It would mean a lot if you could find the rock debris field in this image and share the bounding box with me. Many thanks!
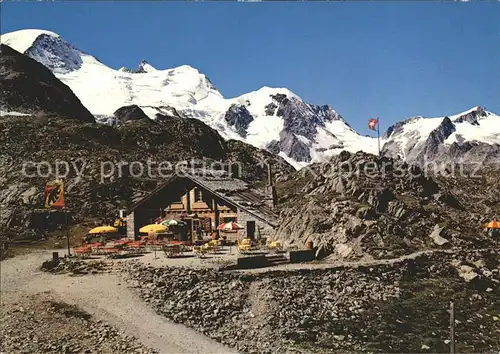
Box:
[120,248,500,353]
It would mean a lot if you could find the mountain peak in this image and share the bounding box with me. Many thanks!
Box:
[2,29,60,54]
[452,105,485,118]
[169,64,201,74]
[137,59,156,73]
[2,29,83,74]
[451,105,489,126]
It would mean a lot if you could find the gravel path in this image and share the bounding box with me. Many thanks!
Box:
[1,250,236,354]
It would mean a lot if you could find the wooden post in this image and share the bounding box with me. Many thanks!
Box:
[213,198,220,239]
[450,301,455,354]
[52,251,59,263]
[64,208,71,257]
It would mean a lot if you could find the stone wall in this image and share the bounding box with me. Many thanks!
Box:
[237,209,275,239]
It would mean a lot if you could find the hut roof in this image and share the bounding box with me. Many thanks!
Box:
[127,170,278,226]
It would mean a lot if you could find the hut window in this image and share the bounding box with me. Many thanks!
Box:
[194,188,203,202]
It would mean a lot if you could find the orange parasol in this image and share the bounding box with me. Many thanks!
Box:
[485,221,500,229]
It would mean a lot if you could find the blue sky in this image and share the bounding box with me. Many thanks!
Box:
[2,2,499,134]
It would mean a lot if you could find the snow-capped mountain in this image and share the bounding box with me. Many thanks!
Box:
[2,29,499,169]
[382,106,500,167]
[2,29,378,169]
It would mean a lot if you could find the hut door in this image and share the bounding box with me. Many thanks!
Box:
[247,221,256,240]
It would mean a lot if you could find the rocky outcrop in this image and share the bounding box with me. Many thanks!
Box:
[267,133,312,163]
[385,117,458,165]
[383,119,409,140]
[262,94,349,163]
[310,104,348,126]
[419,117,456,160]
[269,94,344,140]
[0,44,94,122]
[452,106,487,125]
[274,151,497,260]
[223,104,254,138]
[113,105,150,123]
[226,140,295,183]
[382,107,500,168]
[447,142,500,165]
[154,105,184,119]
[24,33,83,74]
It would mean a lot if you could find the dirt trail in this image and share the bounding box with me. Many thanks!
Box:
[1,250,236,354]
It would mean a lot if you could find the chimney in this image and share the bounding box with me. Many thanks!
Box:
[267,163,272,187]
[270,185,277,209]
[266,163,278,209]
[229,163,241,179]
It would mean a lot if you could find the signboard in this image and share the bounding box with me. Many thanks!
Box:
[44,180,65,208]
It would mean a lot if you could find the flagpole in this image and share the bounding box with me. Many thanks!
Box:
[62,179,70,257]
[377,117,381,157]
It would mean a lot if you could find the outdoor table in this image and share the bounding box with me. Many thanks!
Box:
[126,241,145,254]
[74,246,91,258]
[114,239,130,245]
[162,244,184,257]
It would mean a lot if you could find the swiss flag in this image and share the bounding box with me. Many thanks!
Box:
[368,118,379,131]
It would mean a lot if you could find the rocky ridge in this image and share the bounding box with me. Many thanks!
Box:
[223,104,254,138]
[274,151,499,259]
[0,44,94,122]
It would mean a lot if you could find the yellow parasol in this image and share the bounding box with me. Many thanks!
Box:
[485,221,500,229]
[139,223,167,233]
[88,226,118,234]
